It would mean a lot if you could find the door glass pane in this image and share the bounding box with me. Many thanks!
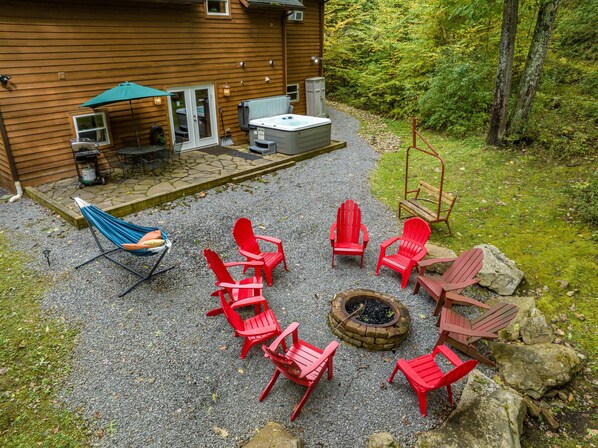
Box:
[170,91,189,144]
[194,89,212,139]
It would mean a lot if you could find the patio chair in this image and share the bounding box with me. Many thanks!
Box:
[74,197,175,297]
[171,140,183,162]
[203,248,265,316]
[375,217,431,288]
[217,289,282,359]
[413,247,484,316]
[436,295,519,366]
[330,199,369,268]
[260,322,340,421]
[161,141,184,172]
[232,217,288,286]
[387,344,477,416]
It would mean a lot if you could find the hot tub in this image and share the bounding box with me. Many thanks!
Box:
[248,114,331,155]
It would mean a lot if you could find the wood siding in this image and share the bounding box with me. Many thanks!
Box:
[286,0,323,115]
[0,0,323,187]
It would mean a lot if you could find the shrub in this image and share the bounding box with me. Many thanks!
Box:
[523,89,598,162]
[567,174,598,228]
[417,57,493,135]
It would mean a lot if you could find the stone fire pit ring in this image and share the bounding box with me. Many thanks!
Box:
[328,289,411,350]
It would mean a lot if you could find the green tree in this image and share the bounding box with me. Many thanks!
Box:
[486,0,518,146]
[507,0,561,138]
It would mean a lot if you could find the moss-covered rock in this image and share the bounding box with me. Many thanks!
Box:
[487,296,553,344]
[366,432,401,448]
[244,422,303,448]
[415,369,526,448]
[490,342,582,399]
[476,244,524,296]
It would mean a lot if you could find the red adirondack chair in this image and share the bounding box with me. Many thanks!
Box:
[413,247,484,316]
[260,322,340,421]
[203,248,265,317]
[375,217,431,288]
[232,217,288,286]
[217,290,282,359]
[330,199,369,268]
[387,344,478,416]
[436,293,519,366]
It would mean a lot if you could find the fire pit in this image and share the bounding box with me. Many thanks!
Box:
[328,289,411,350]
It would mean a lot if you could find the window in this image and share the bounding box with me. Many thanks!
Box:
[287,84,299,102]
[206,0,229,16]
[73,112,110,146]
[288,10,303,22]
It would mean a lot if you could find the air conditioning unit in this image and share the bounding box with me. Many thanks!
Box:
[288,10,303,22]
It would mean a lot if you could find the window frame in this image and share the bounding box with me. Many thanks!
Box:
[71,111,111,147]
[286,83,299,103]
[205,0,230,17]
[287,10,304,22]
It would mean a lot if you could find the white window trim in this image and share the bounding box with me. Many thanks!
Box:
[206,0,229,16]
[72,112,111,146]
[287,83,299,102]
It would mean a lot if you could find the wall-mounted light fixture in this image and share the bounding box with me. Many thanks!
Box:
[153,97,163,106]
[239,61,246,68]
[268,59,275,66]
[265,77,270,83]
[311,56,321,64]
[0,74,11,86]
[223,83,231,97]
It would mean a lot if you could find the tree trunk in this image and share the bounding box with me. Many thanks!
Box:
[507,0,560,138]
[486,0,519,146]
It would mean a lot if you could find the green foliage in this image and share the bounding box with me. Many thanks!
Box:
[567,174,598,228]
[325,0,597,160]
[0,233,89,447]
[511,47,598,161]
[555,0,598,61]
[418,57,494,135]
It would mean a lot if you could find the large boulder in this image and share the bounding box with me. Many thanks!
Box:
[244,422,303,448]
[423,243,457,274]
[476,244,524,295]
[366,432,401,448]
[414,370,526,448]
[490,342,582,399]
[487,296,553,344]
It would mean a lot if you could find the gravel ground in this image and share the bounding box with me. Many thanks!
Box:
[1,108,475,447]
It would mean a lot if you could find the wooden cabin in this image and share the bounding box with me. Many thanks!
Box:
[0,0,325,192]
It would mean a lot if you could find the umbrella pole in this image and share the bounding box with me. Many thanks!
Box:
[129,100,141,148]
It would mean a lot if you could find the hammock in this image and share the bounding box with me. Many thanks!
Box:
[74,197,175,297]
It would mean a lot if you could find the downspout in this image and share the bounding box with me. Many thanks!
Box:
[0,105,22,202]
[282,11,287,91]
[319,0,324,77]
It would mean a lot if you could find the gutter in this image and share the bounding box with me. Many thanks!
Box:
[0,104,22,202]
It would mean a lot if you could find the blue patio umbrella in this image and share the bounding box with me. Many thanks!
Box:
[81,81,173,147]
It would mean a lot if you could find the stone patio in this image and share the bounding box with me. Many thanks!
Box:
[25,142,345,228]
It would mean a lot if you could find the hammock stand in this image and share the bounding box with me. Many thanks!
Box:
[74,197,175,297]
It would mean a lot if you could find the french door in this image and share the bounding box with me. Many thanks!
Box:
[167,84,218,151]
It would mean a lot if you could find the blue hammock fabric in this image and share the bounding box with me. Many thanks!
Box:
[75,198,171,256]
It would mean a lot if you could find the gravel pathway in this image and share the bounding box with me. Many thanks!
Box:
[1,108,470,447]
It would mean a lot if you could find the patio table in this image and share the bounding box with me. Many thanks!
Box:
[117,144,167,173]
